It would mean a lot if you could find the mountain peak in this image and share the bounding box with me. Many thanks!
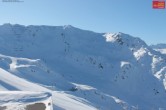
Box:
[63,25,74,29]
[1,23,12,27]
[104,32,147,49]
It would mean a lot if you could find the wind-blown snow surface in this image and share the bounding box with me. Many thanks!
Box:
[0,23,166,110]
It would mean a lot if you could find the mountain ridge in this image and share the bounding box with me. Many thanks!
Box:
[0,24,166,110]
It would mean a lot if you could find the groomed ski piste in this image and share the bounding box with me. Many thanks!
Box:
[0,24,166,110]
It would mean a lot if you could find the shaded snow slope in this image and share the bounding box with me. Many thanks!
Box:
[0,24,166,110]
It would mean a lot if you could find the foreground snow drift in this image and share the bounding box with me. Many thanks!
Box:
[0,91,52,110]
[0,67,98,110]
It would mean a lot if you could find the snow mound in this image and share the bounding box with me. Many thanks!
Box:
[0,91,52,110]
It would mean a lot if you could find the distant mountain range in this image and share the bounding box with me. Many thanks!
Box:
[0,23,166,110]
[151,43,166,49]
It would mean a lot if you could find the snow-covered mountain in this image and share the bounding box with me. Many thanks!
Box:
[151,43,166,49]
[150,44,166,55]
[0,23,166,110]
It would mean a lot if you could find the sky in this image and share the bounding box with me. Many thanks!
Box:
[0,0,165,45]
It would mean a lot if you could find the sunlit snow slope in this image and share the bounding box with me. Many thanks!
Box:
[0,23,166,110]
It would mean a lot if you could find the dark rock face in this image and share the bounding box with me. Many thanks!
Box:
[26,103,46,110]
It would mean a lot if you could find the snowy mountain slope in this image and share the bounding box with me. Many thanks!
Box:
[149,44,166,89]
[0,55,130,110]
[0,54,125,110]
[0,23,166,109]
[0,66,98,110]
[156,49,166,54]
[151,43,166,49]
[150,44,166,55]
[0,54,74,90]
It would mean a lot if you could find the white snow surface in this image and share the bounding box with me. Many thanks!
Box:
[0,91,52,110]
[0,24,166,110]
[155,49,166,54]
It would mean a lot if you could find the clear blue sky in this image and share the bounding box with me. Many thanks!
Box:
[0,0,165,44]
